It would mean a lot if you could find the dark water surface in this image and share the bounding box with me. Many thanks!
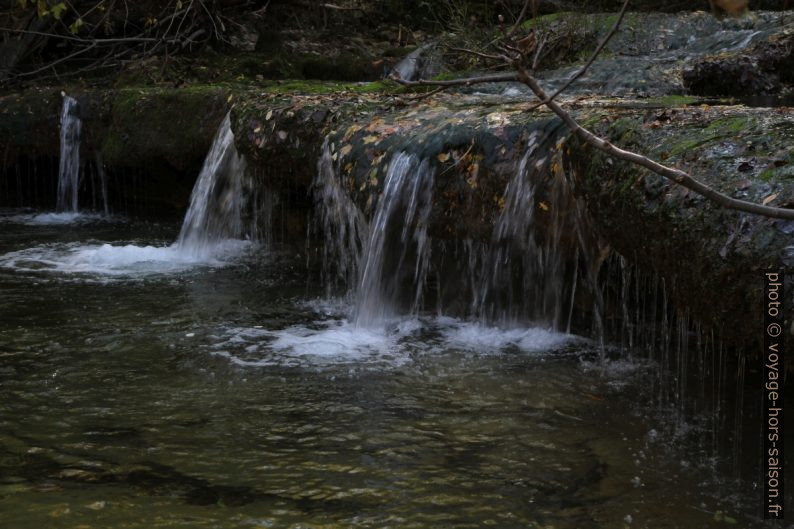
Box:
[0,211,762,528]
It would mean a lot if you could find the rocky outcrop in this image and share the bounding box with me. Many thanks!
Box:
[684,32,794,97]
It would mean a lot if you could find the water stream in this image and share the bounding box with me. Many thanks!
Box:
[56,96,81,215]
[0,113,256,278]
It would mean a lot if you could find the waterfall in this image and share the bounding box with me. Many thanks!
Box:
[313,139,366,296]
[473,122,585,329]
[312,121,601,331]
[354,152,434,327]
[176,113,249,258]
[56,96,81,213]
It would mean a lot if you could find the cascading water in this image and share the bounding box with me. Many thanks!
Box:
[56,95,81,213]
[0,111,261,277]
[313,139,366,296]
[314,125,597,332]
[176,113,249,258]
[354,152,434,327]
[471,123,587,329]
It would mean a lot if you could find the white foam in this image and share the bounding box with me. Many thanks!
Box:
[439,319,576,353]
[0,239,252,278]
[0,212,109,225]
[209,311,577,368]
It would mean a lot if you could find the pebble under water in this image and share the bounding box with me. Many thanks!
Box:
[0,212,767,528]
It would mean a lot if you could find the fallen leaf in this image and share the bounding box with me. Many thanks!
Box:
[227,94,233,103]
[277,130,288,141]
[763,193,779,205]
[363,135,379,145]
[437,152,450,163]
[340,145,352,156]
[538,201,549,211]
[266,110,273,120]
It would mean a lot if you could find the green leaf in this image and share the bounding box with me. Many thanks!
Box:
[69,17,84,34]
[50,2,67,20]
[36,0,47,17]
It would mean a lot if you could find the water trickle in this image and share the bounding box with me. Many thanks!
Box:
[0,112,263,278]
[354,152,434,327]
[176,113,249,258]
[313,139,366,296]
[56,95,81,213]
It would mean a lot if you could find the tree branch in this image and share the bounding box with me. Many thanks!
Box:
[508,0,531,37]
[514,64,794,220]
[391,72,519,87]
[526,0,630,111]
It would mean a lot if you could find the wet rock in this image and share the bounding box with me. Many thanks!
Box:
[684,33,794,97]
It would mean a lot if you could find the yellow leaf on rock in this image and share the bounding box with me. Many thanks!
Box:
[340,145,352,156]
[437,152,450,163]
[763,193,779,205]
[538,201,550,211]
[363,136,379,145]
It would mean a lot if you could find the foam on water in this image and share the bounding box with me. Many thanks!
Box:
[1,212,110,225]
[439,319,578,353]
[0,239,252,278]
[209,309,577,368]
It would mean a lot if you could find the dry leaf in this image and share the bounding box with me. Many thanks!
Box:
[363,135,379,145]
[763,193,779,205]
[265,110,273,120]
[538,201,550,211]
[340,145,352,156]
[437,152,450,163]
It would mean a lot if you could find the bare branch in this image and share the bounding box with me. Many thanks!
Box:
[400,86,448,102]
[449,47,506,62]
[526,0,630,111]
[14,41,97,78]
[514,64,794,220]
[508,0,531,37]
[391,72,519,87]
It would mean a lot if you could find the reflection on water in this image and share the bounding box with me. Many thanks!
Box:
[0,211,766,528]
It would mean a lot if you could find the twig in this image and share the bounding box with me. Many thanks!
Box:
[400,86,447,102]
[14,41,97,78]
[321,3,364,11]
[514,64,794,220]
[391,72,519,87]
[508,0,531,37]
[525,0,630,111]
[450,47,505,62]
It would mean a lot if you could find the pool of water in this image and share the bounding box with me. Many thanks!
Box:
[0,211,763,528]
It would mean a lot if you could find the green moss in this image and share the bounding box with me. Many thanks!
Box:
[609,116,642,145]
[520,12,566,29]
[650,95,700,107]
[704,116,752,134]
[102,86,229,170]
[260,79,398,95]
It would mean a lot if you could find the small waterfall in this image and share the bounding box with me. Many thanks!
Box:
[56,96,81,213]
[94,151,110,216]
[313,125,597,330]
[354,152,434,327]
[313,139,366,296]
[176,113,249,257]
[471,122,592,330]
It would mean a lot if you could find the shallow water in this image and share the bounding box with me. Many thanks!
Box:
[0,211,764,528]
